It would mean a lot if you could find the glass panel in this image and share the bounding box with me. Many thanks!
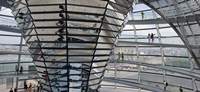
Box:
[165,57,190,68]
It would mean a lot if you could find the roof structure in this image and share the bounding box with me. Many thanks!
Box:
[0,0,200,92]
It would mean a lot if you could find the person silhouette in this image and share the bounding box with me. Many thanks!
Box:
[147,33,150,42]
[179,86,183,92]
[20,66,23,75]
[150,33,155,43]
[9,88,13,92]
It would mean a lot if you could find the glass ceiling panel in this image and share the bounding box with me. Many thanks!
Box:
[133,4,150,12]
[159,28,178,36]
[135,24,156,29]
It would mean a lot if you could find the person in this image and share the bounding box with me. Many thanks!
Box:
[14,88,17,92]
[179,86,183,92]
[118,52,121,60]
[122,52,124,61]
[37,85,39,92]
[24,80,27,91]
[40,83,43,92]
[15,65,18,74]
[29,83,32,92]
[141,11,144,20]
[147,33,150,43]
[164,80,168,90]
[34,85,36,92]
[164,80,166,90]
[150,33,155,43]
[9,88,13,92]
[20,66,23,75]
[37,81,41,92]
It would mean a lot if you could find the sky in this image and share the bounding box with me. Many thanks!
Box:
[0,7,21,44]
[122,4,178,37]
[0,7,16,26]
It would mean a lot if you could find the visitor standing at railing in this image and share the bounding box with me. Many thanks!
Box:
[20,66,23,75]
[151,33,155,43]
[122,52,124,61]
[179,86,183,92]
[118,52,120,60]
[24,80,28,92]
[147,33,151,43]
[29,83,32,92]
[37,80,42,92]
[141,11,144,20]
[14,88,17,92]
[34,84,36,92]
[164,80,168,90]
[15,65,18,75]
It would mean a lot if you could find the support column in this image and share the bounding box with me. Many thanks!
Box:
[114,51,117,89]
[15,35,23,89]
[152,9,166,81]
[192,78,196,92]
[129,6,140,92]
[110,50,117,89]
[189,51,196,92]
[138,64,141,92]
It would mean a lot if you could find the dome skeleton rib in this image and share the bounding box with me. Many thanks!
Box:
[141,0,200,68]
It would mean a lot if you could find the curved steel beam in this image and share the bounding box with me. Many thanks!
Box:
[0,14,14,18]
[103,77,170,92]
[127,13,200,25]
[109,59,200,80]
[0,25,20,33]
[117,40,186,48]
[140,0,200,68]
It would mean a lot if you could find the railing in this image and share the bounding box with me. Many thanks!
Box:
[0,70,38,75]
